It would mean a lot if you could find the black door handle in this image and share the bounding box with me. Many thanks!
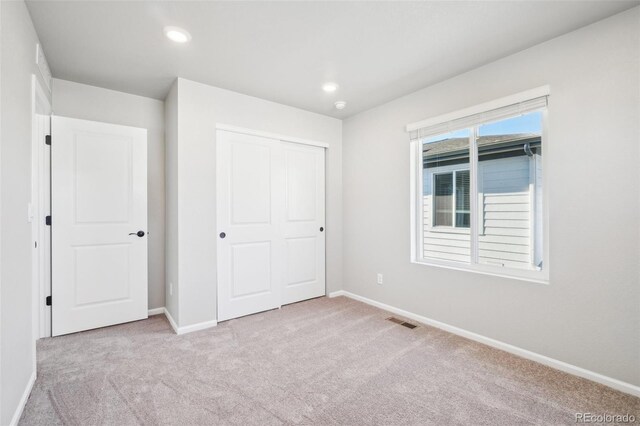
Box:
[129,231,145,237]
[220,232,226,239]
[320,227,324,232]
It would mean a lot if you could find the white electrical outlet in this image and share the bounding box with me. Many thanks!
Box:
[169,282,173,296]
[377,273,383,285]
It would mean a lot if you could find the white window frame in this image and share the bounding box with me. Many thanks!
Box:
[409,87,550,284]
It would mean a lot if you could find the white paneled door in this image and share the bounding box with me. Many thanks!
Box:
[281,143,325,305]
[52,116,148,336]
[217,130,325,321]
[216,131,284,322]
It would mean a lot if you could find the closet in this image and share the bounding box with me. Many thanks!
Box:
[216,129,326,321]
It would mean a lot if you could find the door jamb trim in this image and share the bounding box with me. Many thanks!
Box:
[32,75,52,341]
[216,123,329,148]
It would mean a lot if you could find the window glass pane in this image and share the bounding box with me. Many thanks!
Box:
[476,111,543,271]
[422,128,470,263]
[455,170,470,228]
[434,174,453,226]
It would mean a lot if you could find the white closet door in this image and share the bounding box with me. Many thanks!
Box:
[52,116,148,336]
[216,131,284,322]
[281,143,325,305]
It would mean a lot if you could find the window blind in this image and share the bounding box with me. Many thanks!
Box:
[434,173,453,227]
[408,93,548,141]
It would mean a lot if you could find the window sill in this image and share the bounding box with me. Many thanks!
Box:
[411,258,549,285]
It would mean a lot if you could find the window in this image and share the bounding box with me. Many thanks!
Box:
[409,89,548,282]
[433,173,453,226]
[433,171,469,228]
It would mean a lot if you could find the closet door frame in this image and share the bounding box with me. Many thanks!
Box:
[216,124,329,149]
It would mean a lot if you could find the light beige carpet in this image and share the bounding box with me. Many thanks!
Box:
[19,296,639,425]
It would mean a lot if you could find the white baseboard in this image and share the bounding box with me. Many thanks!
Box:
[148,307,165,316]
[329,290,640,397]
[162,308,217,335]
[163,308,180,334]
[176,319,218,335]
[10,370,36,426]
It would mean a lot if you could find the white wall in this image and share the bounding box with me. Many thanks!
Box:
[166,78,342,327]
[342,7,640,386]
[1,1,3,422]
[51,79,166,310]
[0,1,50,423]
[1,1,3,420]
[164,82,179,322]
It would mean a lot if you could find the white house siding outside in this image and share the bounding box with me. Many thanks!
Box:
[423,154,542,270]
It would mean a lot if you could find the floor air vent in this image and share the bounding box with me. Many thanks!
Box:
[386,317,418,329]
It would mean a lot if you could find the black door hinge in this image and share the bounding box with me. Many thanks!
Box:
[45,296,52,306]
[45,216,51,226]
[45,135,51,145]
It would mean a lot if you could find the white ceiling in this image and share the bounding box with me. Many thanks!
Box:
[26,1,638,118]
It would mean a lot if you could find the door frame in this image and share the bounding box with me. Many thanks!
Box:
[214,124,328,322]
[215,123,330,149]
[31,75,52,341]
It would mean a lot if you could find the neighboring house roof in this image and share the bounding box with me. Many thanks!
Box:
[423,133,541,166]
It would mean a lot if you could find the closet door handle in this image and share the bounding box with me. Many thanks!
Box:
[320,227,324,232]
[129,231,145,237]
[220,232,226,239]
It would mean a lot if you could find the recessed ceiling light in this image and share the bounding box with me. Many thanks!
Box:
[322,82,339,93]
[164,26,192,43]
[335,101,347,110]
